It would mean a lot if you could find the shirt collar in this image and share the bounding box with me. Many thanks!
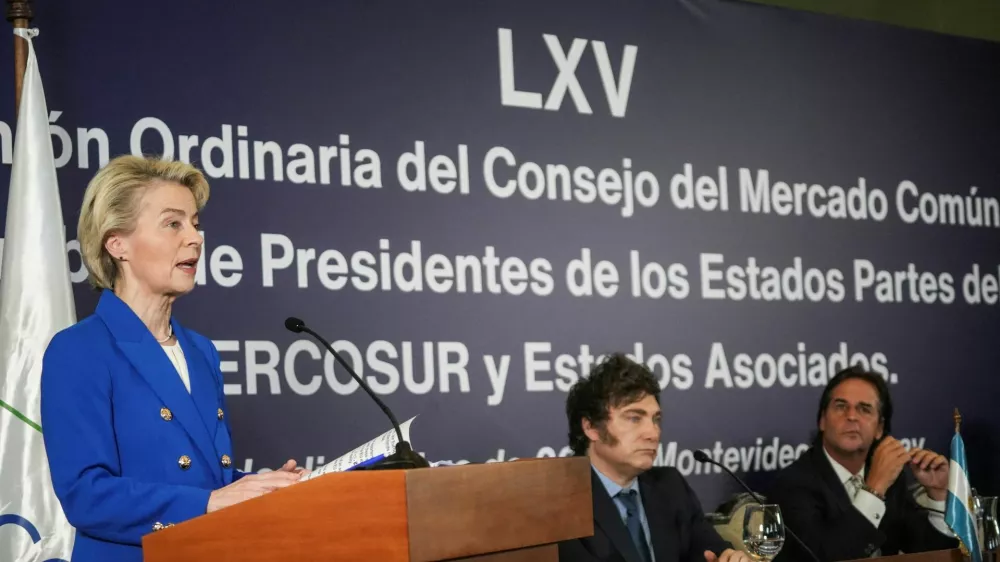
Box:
[823,445,865,484]
[592,463,640,498]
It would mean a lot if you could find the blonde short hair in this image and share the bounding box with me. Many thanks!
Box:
[78,155,210,289]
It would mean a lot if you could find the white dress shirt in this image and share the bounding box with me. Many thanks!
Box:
[823,447,953,538]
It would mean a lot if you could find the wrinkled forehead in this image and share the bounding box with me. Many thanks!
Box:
[829,378,880,407]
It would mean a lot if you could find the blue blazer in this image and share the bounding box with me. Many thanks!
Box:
[41,290,244,562]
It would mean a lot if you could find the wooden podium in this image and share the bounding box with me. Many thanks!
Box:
[142,456,594,562]
[847,549,998,562]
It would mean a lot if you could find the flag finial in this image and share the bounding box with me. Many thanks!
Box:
[954,408,962,433]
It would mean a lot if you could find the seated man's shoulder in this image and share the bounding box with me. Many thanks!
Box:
[773,447,819,480]
[640,466,694,492]
[767,447,825,500]
[642,465,682,480]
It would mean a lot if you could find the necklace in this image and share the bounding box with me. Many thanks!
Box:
[156,324,173,344]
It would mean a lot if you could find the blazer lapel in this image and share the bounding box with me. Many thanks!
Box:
[640,474,678,562]
[174,321,224,479]
[591,470,644,562]
[810,445,854,514]
[96,291,221,481]
[174,323,219,432]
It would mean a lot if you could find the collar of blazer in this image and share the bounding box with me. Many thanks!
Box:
[809,445,864,516]
[96,289,224,484]
[590,467,680,562]
[639,472,680,562]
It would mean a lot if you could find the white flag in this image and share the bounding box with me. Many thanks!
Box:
[0,28,77,562]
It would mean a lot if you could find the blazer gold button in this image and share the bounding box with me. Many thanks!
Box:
[217,408,224,420]
[178,455,192,470]
[221,454,232,468]
[160,407,172,421]
[153,522,164,531]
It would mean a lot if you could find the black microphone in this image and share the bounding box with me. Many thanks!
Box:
[694,450,822,562]
[284,317,429,470]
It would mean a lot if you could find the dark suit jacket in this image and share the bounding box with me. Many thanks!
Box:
[768,445,958,562]
[559,466,733,562]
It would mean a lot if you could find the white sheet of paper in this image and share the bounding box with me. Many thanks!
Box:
[300,416,416,480]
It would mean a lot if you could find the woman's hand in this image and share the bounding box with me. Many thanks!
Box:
[277,458,313,480]
[206,470,301,513]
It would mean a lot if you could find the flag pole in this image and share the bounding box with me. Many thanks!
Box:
[6,0,34,115]
[954,407,962,434]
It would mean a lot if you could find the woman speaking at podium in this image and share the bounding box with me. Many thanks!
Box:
[40,155,305,562]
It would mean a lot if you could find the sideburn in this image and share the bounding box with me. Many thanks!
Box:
[597,424,620,447]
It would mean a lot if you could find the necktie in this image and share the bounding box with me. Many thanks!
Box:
[617,489,652,562]
[848,475,865,499]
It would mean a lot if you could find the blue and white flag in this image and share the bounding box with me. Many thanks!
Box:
[945,430,981,562]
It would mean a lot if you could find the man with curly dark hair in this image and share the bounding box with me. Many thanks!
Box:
[558,352,748,562]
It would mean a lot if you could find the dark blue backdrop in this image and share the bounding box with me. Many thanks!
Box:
[1,0,998,509]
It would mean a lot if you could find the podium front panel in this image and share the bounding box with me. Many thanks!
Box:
[451,544,557,562]
[142,471,412,562]
[843,549,966,562]
[404,458,593,561]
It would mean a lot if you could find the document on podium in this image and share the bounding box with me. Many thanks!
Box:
[300,416,417,481]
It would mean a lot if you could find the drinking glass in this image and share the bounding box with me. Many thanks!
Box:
[743,504,785,561]
[981,496,998,553]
